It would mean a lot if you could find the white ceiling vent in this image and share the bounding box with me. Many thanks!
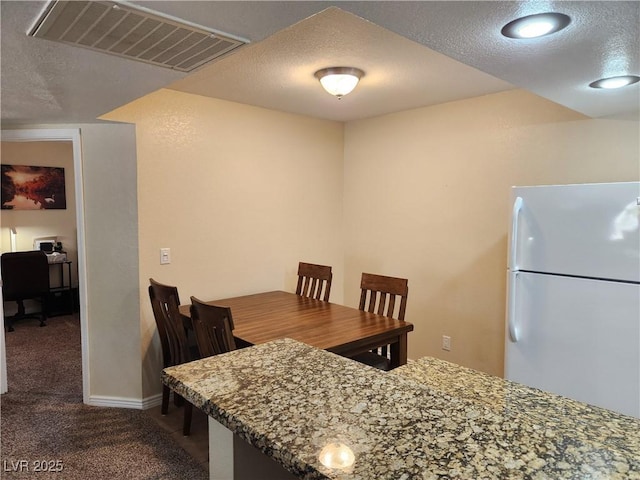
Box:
[28,1,246,72]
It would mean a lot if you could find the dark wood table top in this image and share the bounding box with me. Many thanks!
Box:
[179,290,414,358]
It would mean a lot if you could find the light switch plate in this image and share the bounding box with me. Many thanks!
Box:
[160,248,171,265]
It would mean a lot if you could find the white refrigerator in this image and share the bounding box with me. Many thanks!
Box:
[505,182,640,418]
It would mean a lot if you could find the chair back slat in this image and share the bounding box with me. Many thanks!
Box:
[310,278,319,297]
[386,294,396,318]
[380,293,391,316]
[190,296,236,358]
[296,262,333,301]
[358,288,367,311]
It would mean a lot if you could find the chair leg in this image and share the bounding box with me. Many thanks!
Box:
[161,384,170,415]
[4,317,14,332]
[39,295,47,327]
[17,300,25,317]
[183,402,193,436]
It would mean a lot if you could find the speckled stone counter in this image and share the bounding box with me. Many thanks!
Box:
[162,339,640,480]
[391,357,640,455]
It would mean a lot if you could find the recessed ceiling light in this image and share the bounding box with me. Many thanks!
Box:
[589,75,640,89]
[501,13,571,39]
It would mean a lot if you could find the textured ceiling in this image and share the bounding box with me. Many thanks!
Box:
[1,1,638,125]
[167,7,513,122]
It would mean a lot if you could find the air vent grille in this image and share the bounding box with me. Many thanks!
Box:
[29,1,245,72]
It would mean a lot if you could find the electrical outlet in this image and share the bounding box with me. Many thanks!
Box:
[442,335,451,351]
[160,248,171,265]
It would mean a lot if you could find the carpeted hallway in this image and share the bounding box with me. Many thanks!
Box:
[1,314,208,479]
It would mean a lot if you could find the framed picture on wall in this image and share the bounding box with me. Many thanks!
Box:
[1,164,67,210]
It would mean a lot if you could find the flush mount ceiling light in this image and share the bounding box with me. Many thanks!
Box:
[501,12,571,39]
[314,67,365,99]
[589,75,640,89]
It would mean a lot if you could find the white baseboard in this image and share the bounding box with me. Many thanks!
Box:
[142,392,163,410]
[87,395,144,409]
[87,393,162,410]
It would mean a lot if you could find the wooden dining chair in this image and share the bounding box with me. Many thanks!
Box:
[148,278,197,435]
[350,272,409,371]
[189,296,237,357]
[295,262,333,302]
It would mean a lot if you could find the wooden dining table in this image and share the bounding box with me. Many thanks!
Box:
[179,290,414,369]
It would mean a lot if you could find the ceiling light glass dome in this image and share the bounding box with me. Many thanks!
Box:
[314,67,365,98]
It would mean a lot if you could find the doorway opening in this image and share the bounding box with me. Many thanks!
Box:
[0,129,88,402]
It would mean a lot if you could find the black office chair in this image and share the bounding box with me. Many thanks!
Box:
[2,251,50,331]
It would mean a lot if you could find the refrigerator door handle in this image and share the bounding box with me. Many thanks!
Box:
[507,271,519,342]
[509,196,523,270]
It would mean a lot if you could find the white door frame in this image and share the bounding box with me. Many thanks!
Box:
[1,128,89,403]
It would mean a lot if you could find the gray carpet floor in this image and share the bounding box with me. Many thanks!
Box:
[1,314,207,479]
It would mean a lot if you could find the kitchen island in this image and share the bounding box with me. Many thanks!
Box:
[162,338,640,480]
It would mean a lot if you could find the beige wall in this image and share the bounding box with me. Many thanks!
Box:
[0,141,78,295]
[103,89,345,398]
[343,89,640,376]
[104,87,639,401]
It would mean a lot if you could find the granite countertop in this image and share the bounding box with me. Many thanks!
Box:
[162,338,640,480]
[391,356,640,461]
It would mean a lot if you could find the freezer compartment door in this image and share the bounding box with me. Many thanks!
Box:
[505,272,640,418]
[510,182,640,282]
